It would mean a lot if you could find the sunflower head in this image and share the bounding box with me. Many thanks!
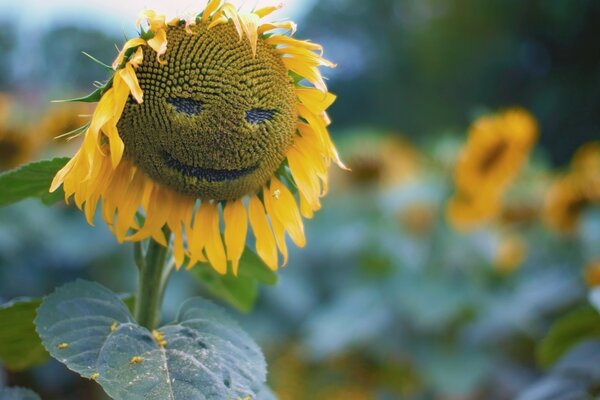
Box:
[119,22,299,200]
[50,1,345,274]
[447,108,539,231]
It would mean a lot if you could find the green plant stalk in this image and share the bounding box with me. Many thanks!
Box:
[134,233,173,330]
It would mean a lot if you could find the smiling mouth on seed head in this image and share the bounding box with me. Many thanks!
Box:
[161,150,259,182]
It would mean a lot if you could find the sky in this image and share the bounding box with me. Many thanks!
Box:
[0,0,314,34]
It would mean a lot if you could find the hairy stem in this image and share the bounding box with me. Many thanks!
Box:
[134,231,173,330]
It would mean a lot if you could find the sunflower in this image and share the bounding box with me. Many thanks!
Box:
[447,108,538,230]
[50,1,345,274]
[544,142,600,233]
[446,189,501,231]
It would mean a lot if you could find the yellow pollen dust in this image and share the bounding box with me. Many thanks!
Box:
[110,322,119,332]
[152,329,168,348]
[130,356,144,364]
[90,373,100,381]
[57,343,69,350]
[118,22,298,200]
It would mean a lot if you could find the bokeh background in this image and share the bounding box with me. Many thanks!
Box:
[1,0,600,399]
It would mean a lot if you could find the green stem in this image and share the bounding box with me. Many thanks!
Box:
[134,231,173,330]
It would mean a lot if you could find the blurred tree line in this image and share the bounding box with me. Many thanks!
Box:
[301,0,600,164]
[1,0,599,164]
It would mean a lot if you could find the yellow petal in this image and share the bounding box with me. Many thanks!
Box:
[296,88,336,114]
[112,38,146,70]
[267,178,306,247]
[238,12,260,56]
[266,35,324,55]
[129,47,145,69]
[147,29,168,64]
[281,57,327,92]
[202,0,223,23]
[119,64,143,104]
[257,21,297,35]
[254,4,282,18]
[193,202,227,274]
[220,4,244,40]
[248,195,278,270]
[224,199,248,275]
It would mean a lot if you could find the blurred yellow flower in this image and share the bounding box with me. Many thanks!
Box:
[584,260,600,287]
[49,1,344,274]
[544,141,600,233]
[0,128,35,171]
[571,141,600,201]
[544,175,588,233]
[494,233,527,274]
[446,189,501,231]
[38,103,93,144]
[448,108,539,230]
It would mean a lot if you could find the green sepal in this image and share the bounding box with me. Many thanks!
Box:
[51,85,106,104]
[81,51,112,70]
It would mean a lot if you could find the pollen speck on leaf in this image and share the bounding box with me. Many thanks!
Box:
[130,356,144,364]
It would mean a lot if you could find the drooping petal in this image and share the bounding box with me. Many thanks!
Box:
[119,64,143,104]
[202,0,223,23]
[248,195,278,270]
[112,38,146,70]
[254,4,282,18]
[267,178,305,247]
[191,201,227,274]
[224,199,248,275]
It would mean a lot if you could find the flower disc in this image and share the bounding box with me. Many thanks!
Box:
[118,23,298,200]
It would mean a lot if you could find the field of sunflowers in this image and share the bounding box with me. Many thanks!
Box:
[1,1,599,399]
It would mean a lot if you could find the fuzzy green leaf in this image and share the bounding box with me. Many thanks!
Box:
[189,265,259,313]
[237,249,278,285]
[35,280,267,400]
[537,306,600,368]
[0,298,48,371]
[0,387,42,400]
[188,247,278,312]
[0,158,69,207]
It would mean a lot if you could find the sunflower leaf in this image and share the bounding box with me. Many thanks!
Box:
[0,298,49,371]
[188,264,259,313]
[537,306,600,368]
[237,247,278,285]
[35,280,267,400]
[0,158,69,207]
[188,247,277,312]
[0,387,42,400]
